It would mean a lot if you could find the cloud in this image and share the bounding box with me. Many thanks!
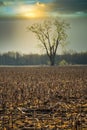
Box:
[0,0,87,18]
[0,0,36,6]
[53,0,87,14]
[0,1,5,6]
[0,0,53,18]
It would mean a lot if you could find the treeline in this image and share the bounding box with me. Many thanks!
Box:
[0,51,87,65]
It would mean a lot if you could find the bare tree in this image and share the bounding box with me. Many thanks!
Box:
[27,18,70,65]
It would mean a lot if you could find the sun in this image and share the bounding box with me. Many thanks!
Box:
[24,12,36,18]
[24,7,46,18]
[24,11,45,18]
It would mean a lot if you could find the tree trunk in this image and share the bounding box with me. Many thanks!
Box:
[49,55,55,66]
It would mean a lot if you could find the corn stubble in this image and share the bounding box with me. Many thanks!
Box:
[0,66,87,130]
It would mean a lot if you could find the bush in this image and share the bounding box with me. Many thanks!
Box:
[59,60,68,66]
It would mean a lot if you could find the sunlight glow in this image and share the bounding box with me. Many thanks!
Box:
[17,2,47,18]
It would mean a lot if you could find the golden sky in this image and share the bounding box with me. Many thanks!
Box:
[14,2,49,18]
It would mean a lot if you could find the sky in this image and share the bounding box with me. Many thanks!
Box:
[0,0,87,54]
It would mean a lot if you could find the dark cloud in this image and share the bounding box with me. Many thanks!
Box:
[0,1,5,6]
[53,0,87,13]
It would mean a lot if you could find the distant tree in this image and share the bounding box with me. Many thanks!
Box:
[27,18,70,65]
